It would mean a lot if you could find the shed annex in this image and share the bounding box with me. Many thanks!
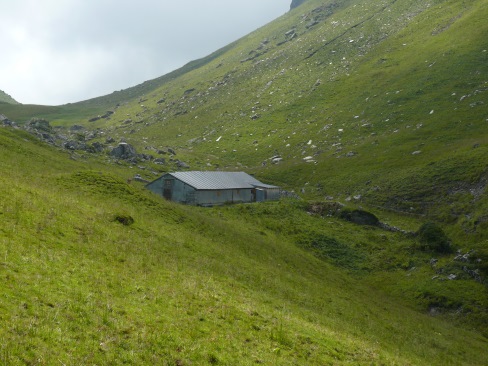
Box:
[146,171,280,206]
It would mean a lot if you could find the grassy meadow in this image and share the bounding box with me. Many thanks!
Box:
[1,127,487,365]
[1,0,487,364]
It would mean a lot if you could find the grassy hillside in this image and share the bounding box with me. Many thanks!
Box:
[26,0,483,226]
[0,43,239,125]
[1,126,487,365]
[1,0,488,362]
[0,90,18,105]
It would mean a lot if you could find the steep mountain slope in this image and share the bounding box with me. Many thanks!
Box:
[1,124,487,364]
[0,41,239,124]
[1,0,488,362]
[61,0,485,226]
[0,90,18,104]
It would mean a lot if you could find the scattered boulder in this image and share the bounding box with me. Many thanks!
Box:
[176,160,190,169]
[285,29,297,38]
[306,19,320,28]
[89,142,105,153]
[110,142,138,160]
[250,114,260,120]
[303,156,315,163]
[40,133,56,144]
[26,118,52,133]
[133,174,149,183]
[0,114,15,127]
[138,153,154,161]
[64,140,87,151]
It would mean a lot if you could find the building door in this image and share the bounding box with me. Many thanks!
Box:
[163,179,174,200]
[256,189,266,202]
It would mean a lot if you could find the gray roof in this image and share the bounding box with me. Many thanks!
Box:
[165,171,279,190]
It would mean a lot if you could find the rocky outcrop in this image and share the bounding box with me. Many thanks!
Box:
[109,142,138,160]
[64,140,87,151]
[0,114,15,127]
[290,0,307,10]
[26,118,52,133]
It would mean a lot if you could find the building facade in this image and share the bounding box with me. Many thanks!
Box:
[146,171,280,206]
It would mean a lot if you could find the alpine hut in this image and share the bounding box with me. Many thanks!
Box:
[145,171,280,206]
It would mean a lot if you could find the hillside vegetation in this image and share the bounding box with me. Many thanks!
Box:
[1,124,487,365]
[1,0,487,363]
[0,90,18,105]
[7,0,483,227]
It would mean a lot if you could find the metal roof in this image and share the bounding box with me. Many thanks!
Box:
[166,171,279,190]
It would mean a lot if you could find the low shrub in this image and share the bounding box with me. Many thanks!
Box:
[114,214,135,226]
[416,222,452,254]
[339,209,380,226]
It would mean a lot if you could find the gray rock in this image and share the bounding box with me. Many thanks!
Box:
[133,174,150,183]
[110,142,137,160]
[138,154,154,161]
[26,118,52,133]
[285,29,296,37]
[64,140,87,151]
[176,160,190,169]
[250,114,260,120]
[89,142,104,153]
[0,114,15,126]
[41,133,56,144]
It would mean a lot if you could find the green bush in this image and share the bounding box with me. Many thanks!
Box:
[114,214,135,226]
[416,222,452,254]
[339,209,380,226]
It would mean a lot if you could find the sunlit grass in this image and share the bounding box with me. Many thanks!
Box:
[1,0,488,363]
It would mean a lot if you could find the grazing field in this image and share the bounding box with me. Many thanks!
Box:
[1,0,487,363]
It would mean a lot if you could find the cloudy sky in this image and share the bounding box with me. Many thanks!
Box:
[0,0,290,105]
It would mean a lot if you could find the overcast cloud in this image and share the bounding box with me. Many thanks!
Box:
[0,0,290,105]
